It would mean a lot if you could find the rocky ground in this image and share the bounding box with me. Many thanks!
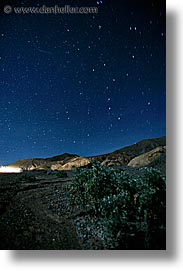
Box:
[0,171,81,249]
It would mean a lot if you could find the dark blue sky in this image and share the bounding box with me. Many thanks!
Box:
[0,0,166,165]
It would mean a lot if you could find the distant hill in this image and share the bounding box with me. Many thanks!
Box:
[92,136,166,166]
[9,136,166,171]
[113,136,166,155]
[10,153,79,171]
[45,153,79,162]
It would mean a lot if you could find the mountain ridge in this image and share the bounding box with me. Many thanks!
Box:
[6,136,166,171]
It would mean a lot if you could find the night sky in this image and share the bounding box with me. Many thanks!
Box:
[0,0,166,165]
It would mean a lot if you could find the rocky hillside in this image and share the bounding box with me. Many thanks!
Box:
[127,146,166,167]
[10,153,81,171]
[51,157,90,171]
[92,136,166,167]
[8,136,166,171]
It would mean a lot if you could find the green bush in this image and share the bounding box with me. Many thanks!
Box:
[67,162,166,249]
[56,171,67,178]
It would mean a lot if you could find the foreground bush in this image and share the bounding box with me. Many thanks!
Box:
[56,171,68,178]
[67,162,166,249]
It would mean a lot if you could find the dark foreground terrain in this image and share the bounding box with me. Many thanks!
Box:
[0,162,166,250]
[0,171,81,249]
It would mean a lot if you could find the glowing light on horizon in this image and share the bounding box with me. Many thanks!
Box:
[0,166,23,173]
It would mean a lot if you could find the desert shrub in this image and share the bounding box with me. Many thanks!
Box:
[67,162,166,249]
[67,162,122,211]
[56,171,67,178]
[135,168,166,249]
